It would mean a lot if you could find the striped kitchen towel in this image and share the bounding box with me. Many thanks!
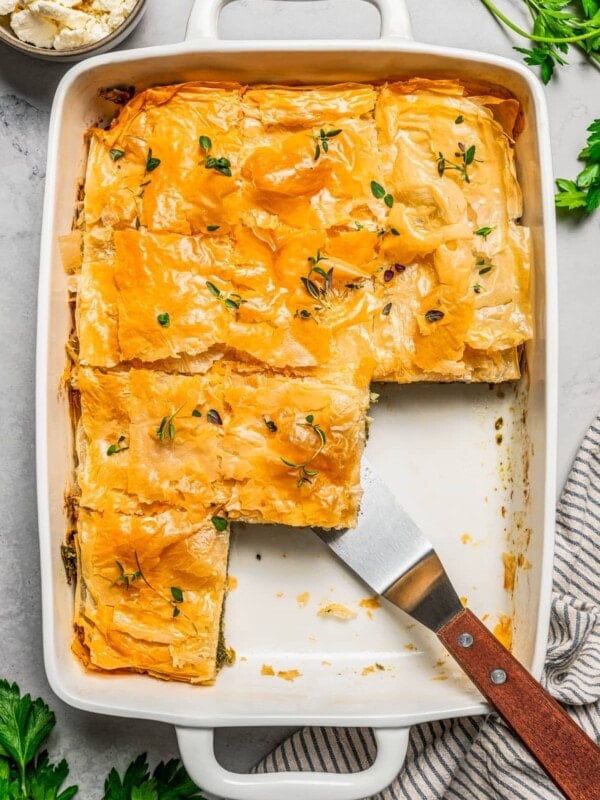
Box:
[256,415,600,798]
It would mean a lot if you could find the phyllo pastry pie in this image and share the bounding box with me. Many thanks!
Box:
[67,77,533,683]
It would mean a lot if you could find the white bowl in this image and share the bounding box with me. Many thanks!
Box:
[0,0,147,62]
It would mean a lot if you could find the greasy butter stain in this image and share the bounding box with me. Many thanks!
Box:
[461,533,472,545]
[502,552,517,591]
[404,643,417,651]
[493,615,513,651]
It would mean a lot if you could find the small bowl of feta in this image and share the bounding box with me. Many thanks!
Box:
[0,0,147,60]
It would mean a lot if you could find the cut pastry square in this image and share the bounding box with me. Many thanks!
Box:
[83,226,378,374]
[76,362,370,528]
[73,506,229,684]
[240,83,382,231]
[370,79,531,382]
[84,82,245,234]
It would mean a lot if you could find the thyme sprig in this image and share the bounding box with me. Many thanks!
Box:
[301,250,333,308]
[156,404,185,442]
[117,552,191,622]
[437,143,479,183]
[199,135,232,176]
[114,560,141,589]
[313,127,342,160]
[281,414,327,488]
[206,280,247,311]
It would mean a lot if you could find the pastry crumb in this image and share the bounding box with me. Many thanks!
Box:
[296,591,310,607]
[261,664,275,676]
[277,669,301,682]
[318,602,357,620]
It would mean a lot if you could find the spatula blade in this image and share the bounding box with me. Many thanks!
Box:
[314,460,463,632]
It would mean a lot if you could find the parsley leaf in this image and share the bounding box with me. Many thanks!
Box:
[102,754,205,800]
[555,119,600,214]
[0,680,77,799]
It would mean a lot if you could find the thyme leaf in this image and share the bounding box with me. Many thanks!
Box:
[211,516,228,531]
[425,309,445,323]
[170,586,184,603]
[107,435,129,456]
[475,226,494,238]
[109,148,125,161]
[199,135,212,151]
[207,409,223,425]
[145,148,161,173]
[370,180,386,199]
[156,312,170,327]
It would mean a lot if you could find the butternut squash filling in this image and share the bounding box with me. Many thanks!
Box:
[67,79,531,682]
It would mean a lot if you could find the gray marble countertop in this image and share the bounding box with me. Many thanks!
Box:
[0,0,599,796]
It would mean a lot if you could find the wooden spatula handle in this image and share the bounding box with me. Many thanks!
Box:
[438,608,600,800]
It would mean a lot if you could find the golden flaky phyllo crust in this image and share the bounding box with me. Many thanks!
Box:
[67,78,532,683]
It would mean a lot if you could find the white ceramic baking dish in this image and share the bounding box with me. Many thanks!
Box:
[36,1,558,798]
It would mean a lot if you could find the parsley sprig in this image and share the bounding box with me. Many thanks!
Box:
[103,753,205,800]
[0,680,205,800]
[479,0,600,83]
[0,679,77,799]
[555,119,600,214]
[281,414,327,488]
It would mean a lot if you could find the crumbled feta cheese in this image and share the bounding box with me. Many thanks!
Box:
[0,1,19,16]
[11,8,58,47]
[28,1,94,29]
[7,0,137,50]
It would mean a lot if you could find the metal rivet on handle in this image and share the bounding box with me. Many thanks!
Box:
[458,633,474,648]
[490,668,507,685]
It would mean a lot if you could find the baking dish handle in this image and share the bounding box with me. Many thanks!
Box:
[186,0,412,42]
[176,726,409,800]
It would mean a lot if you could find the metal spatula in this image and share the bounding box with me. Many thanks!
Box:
[314,461,600,800]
